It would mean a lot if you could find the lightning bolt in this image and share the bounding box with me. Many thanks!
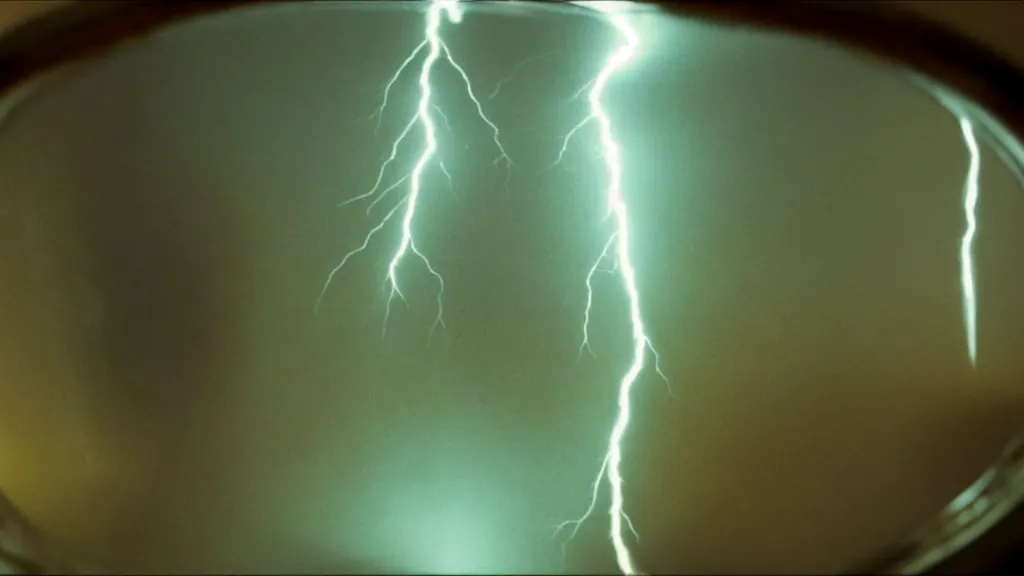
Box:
[316,0,511,335]
[318,1,660,572]
[551,4,663,574]
[958,116,981,367]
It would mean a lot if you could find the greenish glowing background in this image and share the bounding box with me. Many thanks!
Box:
[0,2,1023,573]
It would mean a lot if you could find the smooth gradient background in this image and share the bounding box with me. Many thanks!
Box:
[0,2,1023,574]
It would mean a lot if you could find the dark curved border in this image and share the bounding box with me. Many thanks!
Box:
[1,1,1023,574]
[2,1,1024,140]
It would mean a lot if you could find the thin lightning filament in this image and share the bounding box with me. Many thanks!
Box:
[552,5,657,575]
[958,116,981,367]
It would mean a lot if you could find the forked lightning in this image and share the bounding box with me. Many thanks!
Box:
[316,0,510,336]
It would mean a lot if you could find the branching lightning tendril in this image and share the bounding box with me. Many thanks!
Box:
[316,0,510,338]
[548,4,664,574]
[958,116,981,367]
[488,50,563,100]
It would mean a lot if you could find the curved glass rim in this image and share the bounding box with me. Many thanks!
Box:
[1,1,1023,574]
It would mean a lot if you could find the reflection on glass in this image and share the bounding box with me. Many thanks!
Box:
[0,1,1022,574]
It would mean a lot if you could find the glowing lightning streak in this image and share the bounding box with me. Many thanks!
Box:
[958,116,981,367]
[317,0,510,336]
[552,4,658,574]
[382,0,455,331]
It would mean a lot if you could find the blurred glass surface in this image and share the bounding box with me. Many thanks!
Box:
[0,2,1023,573]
